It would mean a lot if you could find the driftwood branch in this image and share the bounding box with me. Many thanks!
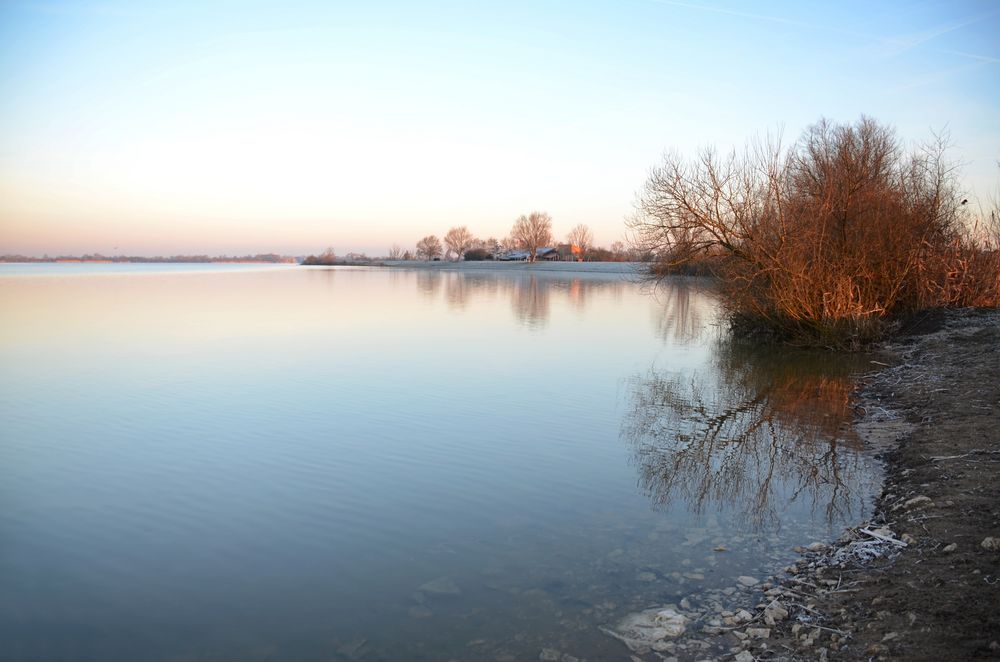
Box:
[858,528,907,547]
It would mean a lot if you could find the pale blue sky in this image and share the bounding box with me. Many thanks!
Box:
[1,0,998,256]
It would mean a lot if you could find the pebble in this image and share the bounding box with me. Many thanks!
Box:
[764,600,789,623]
[746,627,771,639]
[981,537,1000,551]
[636,572,657,582]
[538,649,561,661]
[734,652,754,662]
[942,543,958,553]
[737,576,759,587]
[901,533,917,545]
[807,542,827,552]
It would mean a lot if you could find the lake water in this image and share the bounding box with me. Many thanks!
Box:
[0,264,881,660]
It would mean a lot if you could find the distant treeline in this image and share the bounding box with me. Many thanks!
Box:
[1,253,296,263]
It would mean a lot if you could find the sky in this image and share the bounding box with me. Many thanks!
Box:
[1,0,998,257]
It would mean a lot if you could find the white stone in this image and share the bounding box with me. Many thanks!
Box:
[737,576,759,587]
[981,537,1000,551]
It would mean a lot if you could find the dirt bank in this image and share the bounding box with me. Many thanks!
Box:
[740,308,1000,661]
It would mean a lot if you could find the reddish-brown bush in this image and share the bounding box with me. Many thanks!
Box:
[629,117,999,347]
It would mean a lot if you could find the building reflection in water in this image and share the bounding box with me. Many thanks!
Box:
[622,340,878,531]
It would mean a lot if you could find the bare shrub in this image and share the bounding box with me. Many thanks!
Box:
[629,117,999,347]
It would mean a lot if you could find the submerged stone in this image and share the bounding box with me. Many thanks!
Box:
[418,577,461,596]
[601,607,689,652]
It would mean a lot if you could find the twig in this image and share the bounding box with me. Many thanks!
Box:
[787,602,823,614]
[807,624,850,636]
[930,449,1000,461]
[859,528,907,547]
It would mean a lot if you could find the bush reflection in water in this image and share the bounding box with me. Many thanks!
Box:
[623,339,878,531]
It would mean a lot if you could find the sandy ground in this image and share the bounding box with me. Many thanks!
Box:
[740,308,1000,661]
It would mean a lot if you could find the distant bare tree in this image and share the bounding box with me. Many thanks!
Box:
[484,237,502,258]
[388,244,403,260]
[610,240,627,261]
[416,235,443,261]
[443,226,475,261]
[511,211,553,262]
[566,224,593,258]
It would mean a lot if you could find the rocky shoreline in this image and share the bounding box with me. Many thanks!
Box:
[603,308,1000,661]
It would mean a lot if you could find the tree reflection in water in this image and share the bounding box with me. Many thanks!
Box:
[646,277,720,344]
[414,269,627,327]
[622,341,877,531]
[509,275,551,328]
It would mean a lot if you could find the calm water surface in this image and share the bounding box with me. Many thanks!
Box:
[0,264,881,660]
